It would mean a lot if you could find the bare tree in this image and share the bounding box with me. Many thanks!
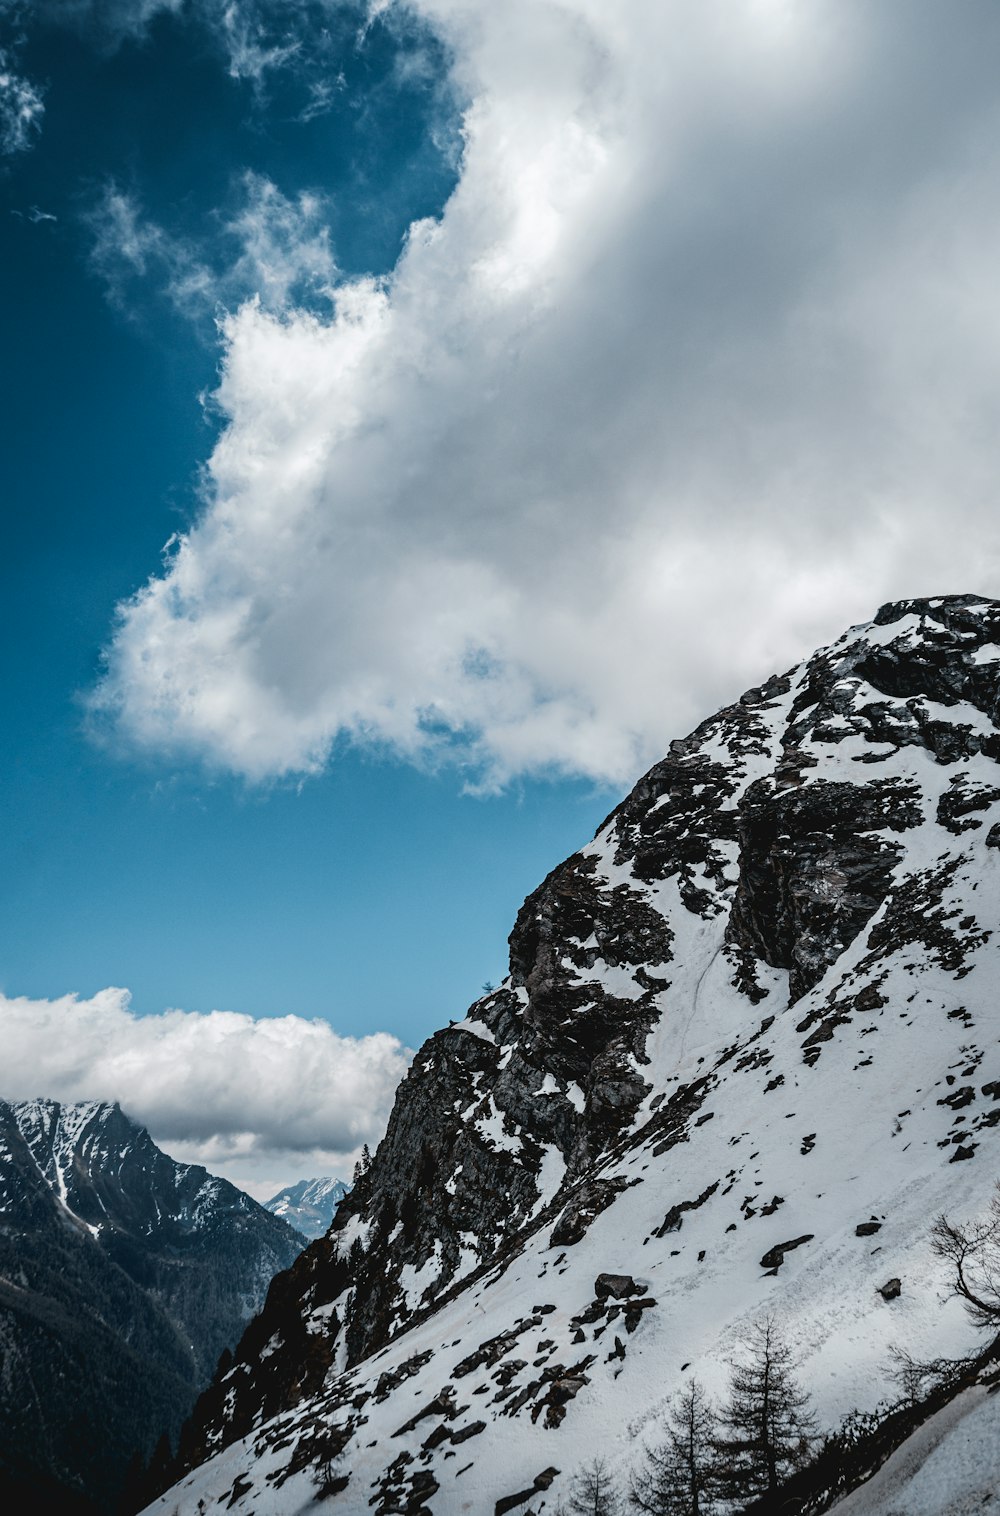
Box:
[715,1316,816,1503]
[566,1456,624,1516]
[885,1343,963,1407]
[630,1379,719,1516]
[931,1183,1000,1330]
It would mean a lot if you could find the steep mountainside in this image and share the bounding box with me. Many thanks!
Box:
[265,1178,350,1240]
[0,1099,304,1512]
[152,596,1000,1515]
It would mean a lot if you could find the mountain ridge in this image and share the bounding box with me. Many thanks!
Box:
[0,1096,305,1511]
[151,594,1000,1515]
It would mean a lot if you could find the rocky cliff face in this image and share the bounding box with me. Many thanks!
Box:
[0,1099,304,1512]
[154,595,1000,1516]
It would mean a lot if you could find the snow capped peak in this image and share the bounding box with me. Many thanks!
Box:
[0,1097,308,1510]
[264,1176,350,1240]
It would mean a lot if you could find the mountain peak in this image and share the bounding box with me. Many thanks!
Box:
[264,1176,350,1240]
[0,1094,306,1510]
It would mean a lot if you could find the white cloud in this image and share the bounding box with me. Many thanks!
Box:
[94,1,1000,790]
[0,45,43,153]
[0,987,410,1198]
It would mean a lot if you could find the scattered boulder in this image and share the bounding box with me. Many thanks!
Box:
[879,1278,902,1301]
[759,1235,814,1271]
[855,1221,882,1237]
[495,1468,560,1515]
[450,1421,486,1445]
[594,1272,642,1299]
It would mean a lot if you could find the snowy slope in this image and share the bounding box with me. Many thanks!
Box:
[265,1177,350,1240]
[149,596,1000,1515]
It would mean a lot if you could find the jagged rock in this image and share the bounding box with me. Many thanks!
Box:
[879,1278,902,1301]
[855,1221,882,1236]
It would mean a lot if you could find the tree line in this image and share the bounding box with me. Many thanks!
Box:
[553,1181,1000,1516]
[555,1314,815,1516]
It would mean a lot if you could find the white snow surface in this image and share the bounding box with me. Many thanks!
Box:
[144,603,1000,1515]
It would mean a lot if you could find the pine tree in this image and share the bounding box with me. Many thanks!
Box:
[630,1379,718,1516]
[715,1316,816,1503]
[566,1456,624,1516]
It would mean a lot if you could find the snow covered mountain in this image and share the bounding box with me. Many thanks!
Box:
[149,595,1000,1515]
[0,1098,305,1512]
[265,1177,350,1240]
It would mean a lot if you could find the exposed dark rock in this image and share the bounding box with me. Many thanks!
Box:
[655,1181,719,1237]
[551,1178,629,1247]
[728,780,917,1002]
[495,1466,560,1515]
[759,1236,815,1271]
[594,1273,641,1299]
[879,1278,902,1301]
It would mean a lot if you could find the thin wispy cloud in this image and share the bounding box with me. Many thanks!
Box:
[92,0,1000,792]
[86,173,336,321]
[0,44,43,154]
[35,0,369,85]
[0,987,410,1194]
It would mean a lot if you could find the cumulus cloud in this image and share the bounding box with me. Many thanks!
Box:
[0,987,410,1197]
[93,1,1000,791]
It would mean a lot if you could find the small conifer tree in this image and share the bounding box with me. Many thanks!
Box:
[630,1378,718,1516]
[715,1316,816,1503]
[566,1456,624,1516]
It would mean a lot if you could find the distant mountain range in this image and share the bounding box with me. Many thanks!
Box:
[264,1176,350,1239]
[0,1098,305,1513]
[150,596,1000,1515]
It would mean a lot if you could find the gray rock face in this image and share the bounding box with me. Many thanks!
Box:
[0,1099,304,1511]
[162,595,1000,1515]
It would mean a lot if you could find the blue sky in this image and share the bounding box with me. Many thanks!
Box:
[5,0,1000,1192]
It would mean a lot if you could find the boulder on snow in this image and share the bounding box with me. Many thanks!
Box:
[879,1277,902,1301]
[495,1467,560,1515]
[594,1272,641,1299]
[759,1235,814,1271]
